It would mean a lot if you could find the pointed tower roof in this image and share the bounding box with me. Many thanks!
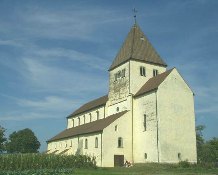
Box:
[109,24,167,71]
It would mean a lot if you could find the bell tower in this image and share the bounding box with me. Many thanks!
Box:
[108,24,167,109]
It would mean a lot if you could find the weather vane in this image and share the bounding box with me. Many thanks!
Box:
[133,8,138,24]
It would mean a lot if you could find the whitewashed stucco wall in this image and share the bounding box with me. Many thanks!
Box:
[102,111,132,167]
[129,60,166,95]
[133,92,159,163]
[67,106,105,128]
[157,69,197,163]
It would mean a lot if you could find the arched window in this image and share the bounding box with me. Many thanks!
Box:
[78,117,80,126]
[140,66,146,77]
[89,113,92,122]
[72,119,74,127]
[95,137,98,148]
[153,69,158,77]
[115,125,118,131]
[96,111,99,120]
[83,115,86,124]
[85,139,88,149]
[178,153,181,160]
[144,114,147,131]
[118,137,123,148]
[65,141,67,148]
[144,153,147,159]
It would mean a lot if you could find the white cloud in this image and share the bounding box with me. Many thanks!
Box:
[196,106,218,116]
[0,112,60,121]
[0,39,25,47]
[16,96,79,111]
[12,5,128,41]
[20,57,108,94]
[24,47,111,71]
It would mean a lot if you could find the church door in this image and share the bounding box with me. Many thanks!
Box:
[114,155,124,167]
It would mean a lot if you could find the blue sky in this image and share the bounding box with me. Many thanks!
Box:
[0,0,217,152]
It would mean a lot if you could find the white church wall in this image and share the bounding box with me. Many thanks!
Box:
[80,133,102,167]
[102,111,132,167]
[133,92,159,163]
[129,60,166,95]
[48,132,102,166]
[107,99,129,116]
[157,69,197,163]
[67,106,105,128]
[108,62,130,106]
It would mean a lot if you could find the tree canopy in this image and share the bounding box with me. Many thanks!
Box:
[0,126,7,152]
[6,128,40,153]
[196,125,218,163]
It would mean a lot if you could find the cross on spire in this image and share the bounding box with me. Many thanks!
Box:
[133,8,137,24]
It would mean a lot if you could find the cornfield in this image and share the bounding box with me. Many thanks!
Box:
[0,153,96,171]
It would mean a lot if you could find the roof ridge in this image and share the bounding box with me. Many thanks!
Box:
[48,111,128,142]
[67,95,108,118]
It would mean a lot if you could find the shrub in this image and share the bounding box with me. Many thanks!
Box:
[178,160,191,168]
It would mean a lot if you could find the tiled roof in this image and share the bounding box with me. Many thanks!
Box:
[67,95,108,118]
[48,111,127,142]
[134,68,174,97]
[109,24,167,71]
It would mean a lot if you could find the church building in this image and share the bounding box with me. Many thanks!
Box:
[47,23,197,167]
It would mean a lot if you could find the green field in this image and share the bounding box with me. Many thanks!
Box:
[0,163,217,175]
[74,163,218,175]
[0,154,217,175]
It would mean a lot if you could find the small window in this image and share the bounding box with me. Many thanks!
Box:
[115,125,117,131]
[78,117,80,126]
[89,113,92,122]
[144,153,147,159]
[70,140,72,147]
[72,119,74,127]
[118,137,123,148]
[121,69,126,77]
[178,153,181,160]
[83,115,86,124]
[117,71,121,79]
[114,73,118,81]
[85,139,88,149]
[116,107,119,112]
[95,137,98,148]
[144,114,147,131]
[65,141,67,148]
[140,66,146,77]
[153,69,158,77]
[96,111,99,120]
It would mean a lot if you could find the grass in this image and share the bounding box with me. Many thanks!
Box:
[0,154,217,174]
[74,163,218,175]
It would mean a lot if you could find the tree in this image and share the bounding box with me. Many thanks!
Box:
[6,128,40,153]
[196,125,205,162]
[0,126,7,153]
[196,125,218,163]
